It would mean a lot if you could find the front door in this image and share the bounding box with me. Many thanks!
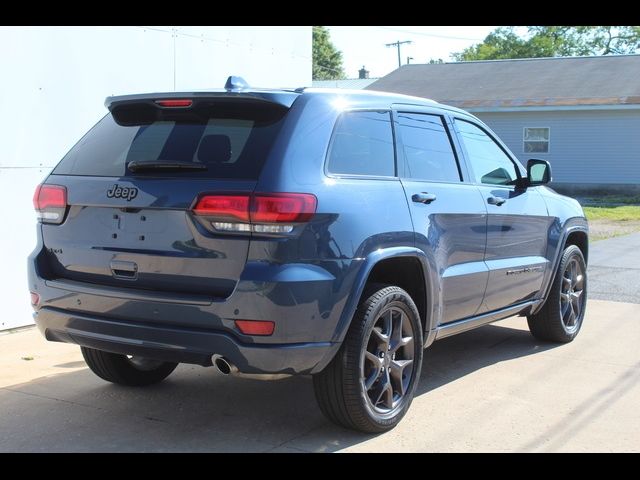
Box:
[453,118,551,313]
[394,109,488,324]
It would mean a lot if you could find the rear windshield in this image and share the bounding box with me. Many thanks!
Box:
[52,101,288,179]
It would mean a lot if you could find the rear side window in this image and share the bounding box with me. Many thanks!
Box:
[52,102,287,179]
[326,111,395,177]
[396,112,461,182]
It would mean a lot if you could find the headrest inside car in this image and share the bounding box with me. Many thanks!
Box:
[197,135,232,164]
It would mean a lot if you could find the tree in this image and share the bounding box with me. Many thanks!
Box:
[312,26,346,80]
[573,26,640,54]
[453,26,640,61]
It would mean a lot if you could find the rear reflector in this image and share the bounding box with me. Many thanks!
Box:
[235,320,275,336]
[30,292,40,306]
[155,99,193,107]
[33,184,67,224]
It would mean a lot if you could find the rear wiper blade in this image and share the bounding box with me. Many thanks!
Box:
[128,160,208,172]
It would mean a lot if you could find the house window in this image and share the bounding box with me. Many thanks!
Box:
[524,127,550,153]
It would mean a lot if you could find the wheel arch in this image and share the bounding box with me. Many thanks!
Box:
[565,229,589,264]
[311,247,437,374]
[337,247,437,344]
[532,223,589,315]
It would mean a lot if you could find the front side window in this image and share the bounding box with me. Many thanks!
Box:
[524,127,550,153]
[326,111,395,177]
[396,112,460,182]
[455,119,519,186]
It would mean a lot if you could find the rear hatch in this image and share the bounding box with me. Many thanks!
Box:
[38,94,293,299]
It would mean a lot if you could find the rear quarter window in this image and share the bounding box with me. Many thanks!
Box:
[326,111,395,177]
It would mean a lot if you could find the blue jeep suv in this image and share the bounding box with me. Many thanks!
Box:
[28,78,588,432]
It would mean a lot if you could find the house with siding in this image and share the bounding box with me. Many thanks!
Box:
[312,66,379,89]
[367,55,640,194]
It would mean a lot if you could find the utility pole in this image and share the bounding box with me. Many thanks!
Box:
[385,40,412,68]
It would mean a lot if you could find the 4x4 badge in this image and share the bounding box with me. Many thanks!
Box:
[106,184,138,201]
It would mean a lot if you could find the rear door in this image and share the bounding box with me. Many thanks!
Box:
[452,118,550,312]
[41,98,289,299]
[394,108,488,324]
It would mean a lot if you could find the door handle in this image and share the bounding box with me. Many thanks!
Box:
[412,192,437,204]
[487,196,507,206]
[110,260,138,279]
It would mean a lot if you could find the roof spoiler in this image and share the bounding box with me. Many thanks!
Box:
[105,91,298,111]
[105,77,300,115]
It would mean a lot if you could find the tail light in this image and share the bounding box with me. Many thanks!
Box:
[192,193,317,234]
[33,184,67,224]
[252,194,316,223]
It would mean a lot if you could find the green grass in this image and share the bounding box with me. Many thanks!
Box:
[583,205,640,222]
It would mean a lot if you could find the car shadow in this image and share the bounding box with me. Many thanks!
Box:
[416,321,558,396]
[0,322,561,452]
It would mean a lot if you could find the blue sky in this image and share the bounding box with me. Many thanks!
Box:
[327,26,499,78]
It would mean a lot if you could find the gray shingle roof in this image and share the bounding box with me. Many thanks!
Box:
[366,55,640,108]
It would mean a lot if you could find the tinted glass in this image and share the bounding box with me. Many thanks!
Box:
[327,111,395,177]
[455,120,518,185]
[396,112,460,182]
[52,103,287,179]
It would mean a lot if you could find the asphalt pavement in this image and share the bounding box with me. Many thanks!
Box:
[588,232,640,303]
[1,299,638,452]
[1,232,638,452]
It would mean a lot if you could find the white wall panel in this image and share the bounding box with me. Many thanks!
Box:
[0,26,310,329]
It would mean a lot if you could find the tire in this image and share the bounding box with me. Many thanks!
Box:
[527,245,587,343]
[313,284,423,433]
[81,347,178,386]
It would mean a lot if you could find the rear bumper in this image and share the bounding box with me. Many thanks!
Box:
[35,307,334,374]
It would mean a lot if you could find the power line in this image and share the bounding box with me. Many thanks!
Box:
[137,26,345,80]
[314,63,344,74]
[385,40,412,68]
[376,26,484,42]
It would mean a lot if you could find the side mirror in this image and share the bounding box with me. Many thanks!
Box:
[526,159,552,186]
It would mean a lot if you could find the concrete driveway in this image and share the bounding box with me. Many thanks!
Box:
[589,232,640,303]
[1,299,638,452]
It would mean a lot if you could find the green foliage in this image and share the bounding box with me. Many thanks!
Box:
[454,26,640,61]
[312,26,346,80]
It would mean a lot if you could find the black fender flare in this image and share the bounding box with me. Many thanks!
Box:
[310,247,438,374]
[532,222,589,315]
